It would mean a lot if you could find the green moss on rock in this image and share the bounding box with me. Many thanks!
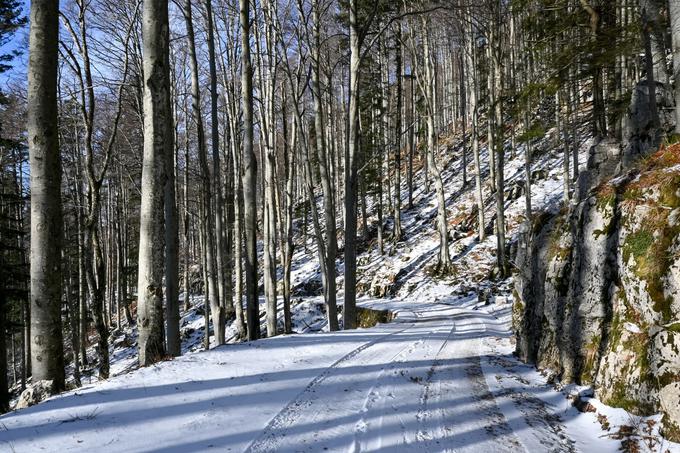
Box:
[356,307,393,328]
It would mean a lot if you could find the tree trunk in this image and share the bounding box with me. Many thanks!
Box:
[28,0,65,391]
[259,0,279,338]
[672,0,680,134]
[641,3,660,131]
[393,24,403,242]
[422,20,451,271]
[466,15,485,242]
[137,0,171,366]
[76,187,88,366]
[490,26,508,278]
[164,102,180,357]
[556,91,570,204]
[408,74,414,209]
[232,126,247,339]
[343,0,360,330]
[0,286,7,410]
[524,102,533,221]
[311,0,339,331]
[281,94,295,335]
[241,0,260,340]
[205,0,227,345]
[184,0,220,346]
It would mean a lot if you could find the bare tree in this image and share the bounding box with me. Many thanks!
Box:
[137,0,172,366]
[28,0,65,390]
[241,0,260,341]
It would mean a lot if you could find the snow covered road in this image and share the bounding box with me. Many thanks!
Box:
[0,301,619,452]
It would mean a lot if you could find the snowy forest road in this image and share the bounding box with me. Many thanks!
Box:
[0,301,614,452]
[246,304,574,453]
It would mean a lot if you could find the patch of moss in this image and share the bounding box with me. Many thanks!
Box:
[512,297,525,331]
[622,229,654,264]
[662,415,680,443]
[622,209,677,323]
[356,307,392,328]
[593,220,616,240]
[624,330,650,376]
[657,372,680,389]
[657,174,680,208]
[622,184,644,202]
[606,380,652,414]
[548,245,571,262]
[603,326,656,415]
[546,215,571,263]
[595,184,616,212]
[664,134,680,146]
[667,323,680,333]
[609,313,623,348]
[580,334,601,384]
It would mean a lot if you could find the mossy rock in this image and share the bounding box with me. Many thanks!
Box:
[580,334,601,384]
[619,169,680,323]
[662,416,680,443]
[356,307,393,328]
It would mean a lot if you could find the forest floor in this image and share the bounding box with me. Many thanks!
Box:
[2,126,679,452]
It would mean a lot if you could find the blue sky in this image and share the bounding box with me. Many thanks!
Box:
[1,0,30,89]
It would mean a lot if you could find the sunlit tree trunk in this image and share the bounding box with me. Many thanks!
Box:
[137,0,171,366]
[28,0,65,391]
[241,0,260,340]
[311,0,339,331]
[343,0,360,330]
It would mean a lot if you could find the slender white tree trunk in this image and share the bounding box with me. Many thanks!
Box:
[466,15,485,241]
[422,21,451,271]
[311,0,339,331]
[205,0,227,345]
[343,0,360,330]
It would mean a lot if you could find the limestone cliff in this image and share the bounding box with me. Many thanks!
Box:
[513,83,680,440]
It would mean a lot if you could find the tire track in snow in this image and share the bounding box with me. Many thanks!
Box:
[414,312,522,452]
[243,322,418,453]
[482,348,576,452]
[413,320,458,443]
[348,320,454,452]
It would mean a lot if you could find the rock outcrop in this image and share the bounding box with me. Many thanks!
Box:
[16,380,55,409]
[515,143,680,440]
[514,86,680,440]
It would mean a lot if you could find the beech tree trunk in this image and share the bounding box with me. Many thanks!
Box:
[422,20,451,271]
[205,0,227,345]
[311,0,339,331]
[281,92,295,334]
[343,0,360,330]
[241,0,260,340]
[137,0,171,366]
[184,0,220,346]
[28,0,65,391]
[490,24,508,278]
[466,15,485,241]
[164,100,180,357]
[393,24,403,242]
